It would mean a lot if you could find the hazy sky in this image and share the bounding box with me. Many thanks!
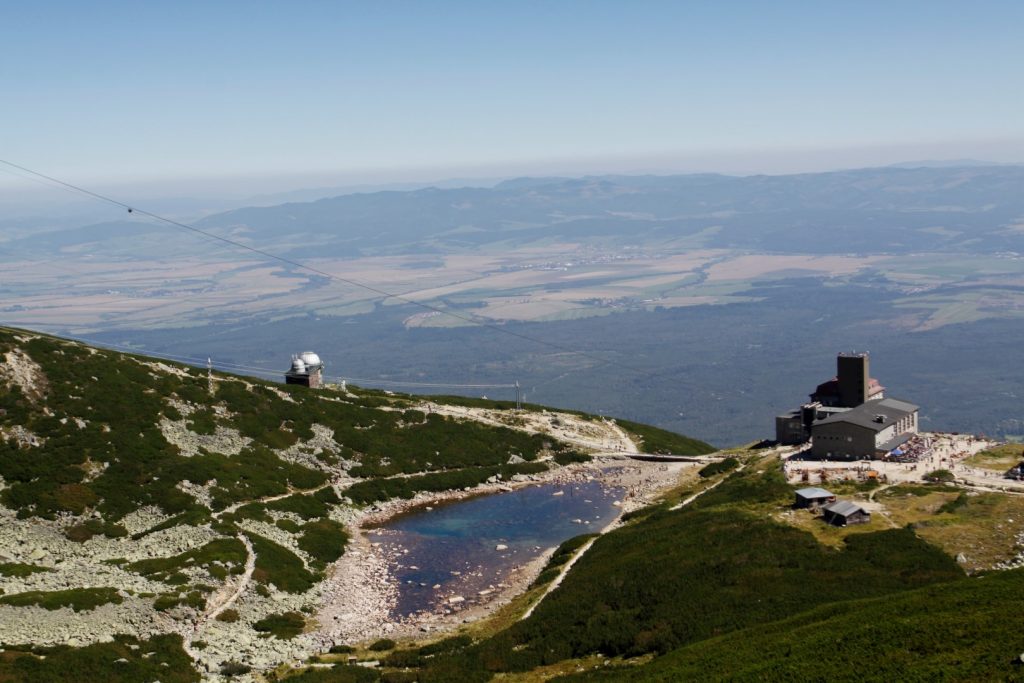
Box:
[3,1,1023,193]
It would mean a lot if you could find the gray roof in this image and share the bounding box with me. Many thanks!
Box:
[823,500,868,517]
[814,397,918,433]
[878,432,914,453]
[795,487,834,499]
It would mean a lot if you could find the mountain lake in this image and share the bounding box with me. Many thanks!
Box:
[369,479,624,618]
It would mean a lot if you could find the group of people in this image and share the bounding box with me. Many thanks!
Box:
[883,435,933,463]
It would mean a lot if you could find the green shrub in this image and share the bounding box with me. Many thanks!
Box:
[368,638,396,651]
[216,608,240,623]
[183,590,206,610]
[698,456,739,478]
[298,519,349,564]
[128,537,247,582]
[315,486,341,504]
[937,492,970,514]
[553,450,591,466]
[276,518,302,533]
[620,501,669,524]
[530,567,562,588]
[283,665,380,682]
[131,508,211,539]
[532,534,598,587]
[382,649,423,668]
[925,469,956,483]
[220,661,251,677]
[64,519,128,543]
[250,533,317,593]
[253,611,305,639]
[0,633,198,682]
[154,594,182,611]
[0,587,123,612]
[0,563,50,578]
[265,493,328,520]
[416,635,473,657]
[186,408,217,435]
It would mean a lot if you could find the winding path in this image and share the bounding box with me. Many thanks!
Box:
[183,533,256,661]
[206,533,256,621]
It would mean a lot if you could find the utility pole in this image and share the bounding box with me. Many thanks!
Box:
[207,357,213,396]
[515,380,522,411]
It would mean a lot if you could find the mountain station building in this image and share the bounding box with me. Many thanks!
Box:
[775,353,919,460]
[809,397,919,460]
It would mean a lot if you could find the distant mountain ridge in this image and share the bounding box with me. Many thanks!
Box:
[191,164,1024,258]
[7,164,1023,259]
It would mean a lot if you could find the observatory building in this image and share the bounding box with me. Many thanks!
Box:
[285,351,324,388]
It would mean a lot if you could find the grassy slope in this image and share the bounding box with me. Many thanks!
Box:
[557,568,1024,681]
[612,418,715,455]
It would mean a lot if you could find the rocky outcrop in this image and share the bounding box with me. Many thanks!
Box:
[159,418,251,458]
[0,347,48,402]
[0,598,164,646]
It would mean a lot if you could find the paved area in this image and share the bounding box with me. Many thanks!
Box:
[783,432,1024,492]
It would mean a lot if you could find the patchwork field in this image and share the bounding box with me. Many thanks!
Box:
[8,244,1024,335]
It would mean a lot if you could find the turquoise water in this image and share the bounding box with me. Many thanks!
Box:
[372,479,623,617]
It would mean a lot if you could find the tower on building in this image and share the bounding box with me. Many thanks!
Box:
[810,352,884,408]
[836,352,870,408]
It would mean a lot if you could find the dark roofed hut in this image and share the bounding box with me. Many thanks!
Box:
[794,487,836,509]
[821,500,871,527]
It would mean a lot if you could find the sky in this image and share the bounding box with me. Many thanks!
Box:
[2,1,1023,195]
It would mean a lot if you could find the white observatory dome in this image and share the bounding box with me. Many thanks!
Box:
[299,351,322,369]
[290,357,307,374]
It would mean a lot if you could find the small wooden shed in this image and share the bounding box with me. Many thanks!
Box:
[821,500,871,527]
[793,487,836,509]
